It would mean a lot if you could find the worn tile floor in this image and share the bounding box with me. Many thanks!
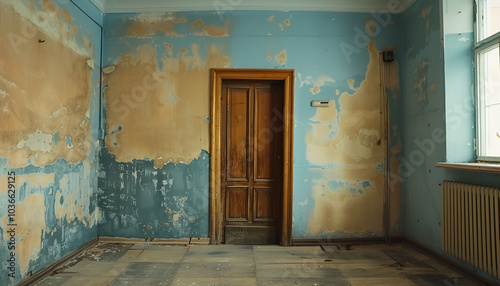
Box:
[36,243,482,286]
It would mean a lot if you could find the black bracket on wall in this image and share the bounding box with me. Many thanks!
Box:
[382,50,395,63]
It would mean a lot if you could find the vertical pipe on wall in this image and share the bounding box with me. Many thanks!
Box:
[98,26,104,140]
[380,52,391,244]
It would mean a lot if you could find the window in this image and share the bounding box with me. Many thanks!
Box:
[476,0,500,161]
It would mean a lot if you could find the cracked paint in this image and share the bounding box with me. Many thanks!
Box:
[0,0,100,284]
[309,76,336,95]
[104,42,230,167]
[126,12,187,37]
[191,19,231,37]
[274,49,287,65]
[0,0,93,168]
[414,59,430,106]
[98,148,209,239]
[306,41,400,236]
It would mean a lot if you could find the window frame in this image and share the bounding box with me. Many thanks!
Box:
[475,0,500,162]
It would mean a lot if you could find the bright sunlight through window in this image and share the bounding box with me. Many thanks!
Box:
[476,0,500,160]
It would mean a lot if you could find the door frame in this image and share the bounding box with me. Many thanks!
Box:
[210,69,294,246]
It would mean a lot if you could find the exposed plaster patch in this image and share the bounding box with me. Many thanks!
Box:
[306,41,400,236]
[1,193,46,276]
[172,213,183,223]
[190,19,231,37]
[297,73,313,88]
[267,15,274,22]
[413,59,430,106]
[104,43,230,167]
[425,19,431,43]
[16,129,53,152]
[4,0,91,56]
[298,197,308,207]
[0,1,93,167]
[309,76,335,95]
[164,43,173,57]
[277,17,291,31]
[458,36,471,42]
[347,79,356,91]
[65,136,73,149]
[430,83,436,92]
[126,12,187,37]
[50,107,68,119]
[53,163,94,226]
[275,49,287,65]
[419,6,433,43]
[420,6,432,18]
[336,128,380,161]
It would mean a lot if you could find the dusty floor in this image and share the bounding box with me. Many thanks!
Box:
[35,243,482,286]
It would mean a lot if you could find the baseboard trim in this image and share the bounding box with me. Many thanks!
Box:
[98,236,210,245]
[18,237,98,286]
[292,236,403,246]
[403,238,495,286]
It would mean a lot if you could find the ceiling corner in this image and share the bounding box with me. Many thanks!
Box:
[89,0,105,12]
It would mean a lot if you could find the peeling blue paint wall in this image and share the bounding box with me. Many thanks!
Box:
[98,148,209,239]
[402,0,500,283]
[0,0,101,285]
[401,0,446,250]
[101,10,403,240]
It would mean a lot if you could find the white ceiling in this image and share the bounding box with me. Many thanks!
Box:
[89,0,416,14]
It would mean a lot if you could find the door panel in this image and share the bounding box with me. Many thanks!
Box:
[227,88,250,181]
[222,80,283,244]
[226,187,248,221]
[254,88,276,182]
[254,188,275,221]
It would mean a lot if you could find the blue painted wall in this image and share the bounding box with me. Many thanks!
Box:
[0,0,101,284]
[401,0,446,251]
[402,0,500,283]
[99,10,404,240]
[98,148,210,239]
[5,0,498,283]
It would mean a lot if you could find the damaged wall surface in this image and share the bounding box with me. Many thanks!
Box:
[0,0,101,284]
[100,10,403,240]
[402,0,500,283]
[401,0,446,252]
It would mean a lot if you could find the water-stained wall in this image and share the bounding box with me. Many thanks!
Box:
[402,0,500,283]
[100,9,403,240]
[0,0,101,284]
[401,0,446,250]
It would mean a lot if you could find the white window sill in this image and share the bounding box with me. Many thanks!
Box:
[436,162,500,174]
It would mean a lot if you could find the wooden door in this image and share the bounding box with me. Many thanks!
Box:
[221,80,283,244]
